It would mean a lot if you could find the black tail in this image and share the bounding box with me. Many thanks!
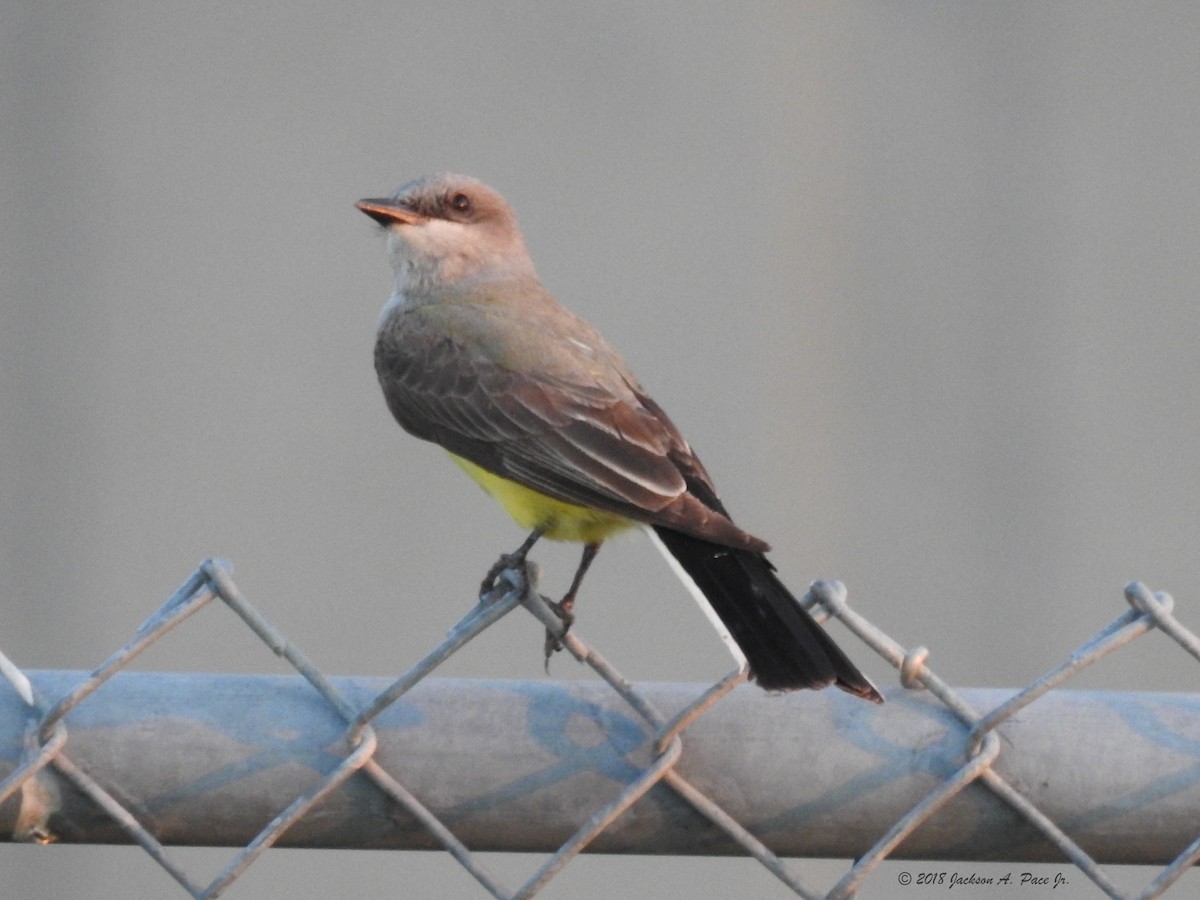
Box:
[652,527,882,701]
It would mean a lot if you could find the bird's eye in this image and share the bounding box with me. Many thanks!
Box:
[449,192,472,214]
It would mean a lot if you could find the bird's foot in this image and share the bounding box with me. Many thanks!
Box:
[480,528,545,602]
[542,595,576,667]
[479,550,530,601]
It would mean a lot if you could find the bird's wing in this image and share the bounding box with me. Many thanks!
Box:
[374,314,766,550]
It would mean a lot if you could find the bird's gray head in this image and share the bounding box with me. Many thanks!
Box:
[357,174,536,294]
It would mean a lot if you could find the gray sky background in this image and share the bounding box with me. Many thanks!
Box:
[3,4,1199,898]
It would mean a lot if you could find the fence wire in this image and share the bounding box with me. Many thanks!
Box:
[1,558,1198,898]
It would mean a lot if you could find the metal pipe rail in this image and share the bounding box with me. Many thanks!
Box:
[3,670,1196,862]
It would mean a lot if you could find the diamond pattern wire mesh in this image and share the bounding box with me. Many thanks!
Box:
[1,558,1199,898]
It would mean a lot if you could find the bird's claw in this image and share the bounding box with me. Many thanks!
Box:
[479,552,527,601]
[542,596,576,665]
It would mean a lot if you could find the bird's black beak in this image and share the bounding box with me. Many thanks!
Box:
[356,198,424,226]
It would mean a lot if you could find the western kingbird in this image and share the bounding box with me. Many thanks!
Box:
[359,173,880,700]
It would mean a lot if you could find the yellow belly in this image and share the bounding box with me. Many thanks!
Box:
[449,454,635,543]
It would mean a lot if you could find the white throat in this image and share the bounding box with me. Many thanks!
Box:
[377,289,409,328]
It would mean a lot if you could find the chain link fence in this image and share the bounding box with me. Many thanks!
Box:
[2,558,1199,898]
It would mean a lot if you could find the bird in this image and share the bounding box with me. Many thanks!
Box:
[358,173,881,700]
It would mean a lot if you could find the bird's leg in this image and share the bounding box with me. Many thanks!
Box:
[480,526,546,599]
[544,541,602,660]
